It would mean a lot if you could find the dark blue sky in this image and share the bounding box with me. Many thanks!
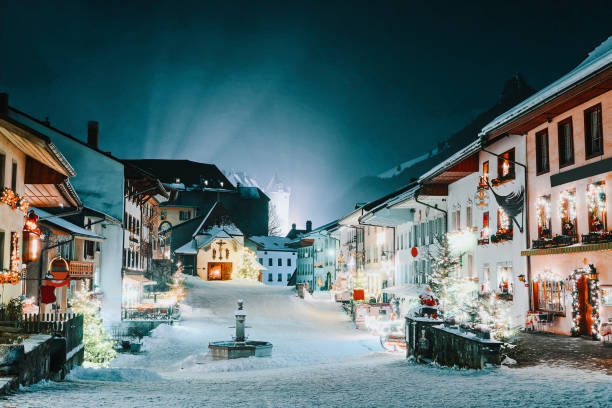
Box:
[1,1,610,226]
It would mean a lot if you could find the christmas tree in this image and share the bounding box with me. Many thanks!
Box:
[232,248,261,280]
[428,235,477,320]
[167,261,186,304]
[71,289,117,366]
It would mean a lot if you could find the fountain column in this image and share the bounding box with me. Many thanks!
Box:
[235,300,246,342]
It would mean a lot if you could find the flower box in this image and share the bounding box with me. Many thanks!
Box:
[582,232,612,245]
[491,172,515,186]
[532,234,578,249]
[490,231,513,243]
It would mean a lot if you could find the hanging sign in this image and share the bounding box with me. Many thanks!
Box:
[44,257,71,288]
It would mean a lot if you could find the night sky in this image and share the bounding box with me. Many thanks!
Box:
[1,1,610,227]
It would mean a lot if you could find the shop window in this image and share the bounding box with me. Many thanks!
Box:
[558,117,574,167]
[584,103,603,159]
[586,181,607,232]
[534,277,565,313]
[559,189,577,236]
[494,148,515,185]
[535,129,550,174]
[536,196,551,238]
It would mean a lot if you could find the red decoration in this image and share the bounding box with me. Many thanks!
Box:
[353,289,365,301]
[40,285,56,304]
[45,257,70,287]
[411,247,418,257]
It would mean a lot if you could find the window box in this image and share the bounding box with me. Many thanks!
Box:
[581,231,612,245]
[532,234,578,249]
[490,231,513,243]
[491,172,516,186]
[477,238,490,246]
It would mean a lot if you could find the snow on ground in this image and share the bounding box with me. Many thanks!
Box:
[3,276,611,407]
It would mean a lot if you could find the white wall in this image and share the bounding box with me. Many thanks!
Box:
[258,250,296,285]
[475,134,529,321]
[99,222,123,325]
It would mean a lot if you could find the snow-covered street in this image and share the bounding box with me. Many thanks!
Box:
[4,278,611,407]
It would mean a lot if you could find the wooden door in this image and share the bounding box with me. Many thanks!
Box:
[221,263,232,280]
[577,275,593,336]
[208,263,222,280]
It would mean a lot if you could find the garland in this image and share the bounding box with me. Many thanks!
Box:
[0,187,29,214]
[569,265,601,340]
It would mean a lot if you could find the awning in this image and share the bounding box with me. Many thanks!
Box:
[34,207,104,241]
[521,242,612,256]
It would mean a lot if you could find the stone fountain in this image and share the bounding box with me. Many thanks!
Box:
[208,300,273,360]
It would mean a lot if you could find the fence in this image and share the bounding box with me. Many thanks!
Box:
[0,312,84,353]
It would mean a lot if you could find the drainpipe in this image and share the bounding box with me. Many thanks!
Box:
[480,140,532,311]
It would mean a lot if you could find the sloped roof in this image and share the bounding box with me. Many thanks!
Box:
[481,36,612,135]
[35,207,104,240]
[249,236,294,251]
[125,159,234,190]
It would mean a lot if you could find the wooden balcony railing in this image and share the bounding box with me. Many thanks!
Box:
[69,260,94,278]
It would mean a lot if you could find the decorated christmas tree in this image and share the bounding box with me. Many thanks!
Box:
[71,289,117,366]
[168,261,186,304]
[232,248,261,280]
[428,235,477,320]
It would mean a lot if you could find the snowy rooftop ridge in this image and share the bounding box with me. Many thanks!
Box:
[378,146,441,179]
[249,235,293,251]
[481,35,612,136]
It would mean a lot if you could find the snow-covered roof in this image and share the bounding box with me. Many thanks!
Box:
[249,236,293,251]
[418,139,481,183]
[174,240,197,255]
[35,207,104,241]
[481,36,612,136]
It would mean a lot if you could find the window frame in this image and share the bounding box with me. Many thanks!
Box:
[535,129,550,175]
[496,148,516,183]
[557,117,574,168]
[584,103,603,160]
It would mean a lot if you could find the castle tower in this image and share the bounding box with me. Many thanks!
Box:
[266,174,291,235]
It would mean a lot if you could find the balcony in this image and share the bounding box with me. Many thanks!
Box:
[69,260,94,278]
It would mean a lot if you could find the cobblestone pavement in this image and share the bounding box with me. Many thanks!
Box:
[515,331,612,374]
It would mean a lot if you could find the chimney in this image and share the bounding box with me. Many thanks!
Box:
[87,121,99,149]
[306,220,312,232]
[0,93,8,116]
[291,223,296,231]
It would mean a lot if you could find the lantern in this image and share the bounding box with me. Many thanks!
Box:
[45,257,70,287]
[24,209,42,235]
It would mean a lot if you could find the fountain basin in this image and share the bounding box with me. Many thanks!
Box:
[208,341,273,360]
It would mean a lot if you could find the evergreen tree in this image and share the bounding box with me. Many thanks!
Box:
[233,248,261,280]
[167,262,186,304]
[71,290,117,366]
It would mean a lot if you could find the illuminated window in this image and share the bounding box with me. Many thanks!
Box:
[536,196,551,238]
[587,181,607,232]
[559,189,577,236]
[497,208,512,234]
[534,277,565,313]
[482,212,489,238]
[482,161,489,182]
[496,148,515,181]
